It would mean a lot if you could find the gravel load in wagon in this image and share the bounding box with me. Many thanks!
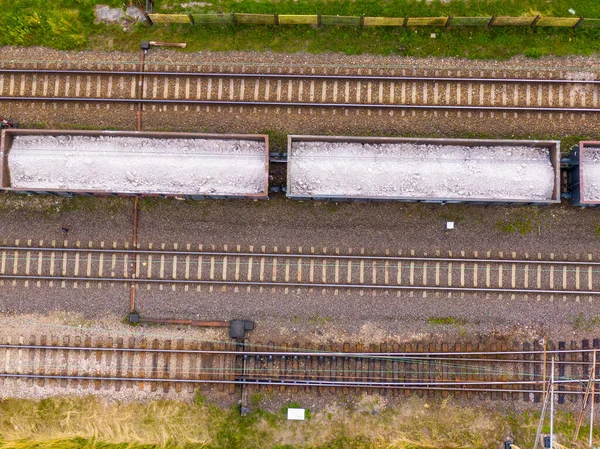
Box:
[581,146,600,201]
[4,134,267,196]
[288,138,558,203]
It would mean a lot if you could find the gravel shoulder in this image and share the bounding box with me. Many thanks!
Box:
[1,192,600,345]
[5,46,600,74]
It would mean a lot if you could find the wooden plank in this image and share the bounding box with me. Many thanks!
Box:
[363,17,405,27]
[441,343,448,398]
[407,17,448,26]
[449,16,492,26]
[234,13,276,25]
[492,16,536,26]
[278,15,319,25]
[321,15,361,26]
[191,14,234,24]
[535,17,579,27]
[404,343,412,397]
[392,343,400,397]
[579,18,600,28]
[148,14,192,24]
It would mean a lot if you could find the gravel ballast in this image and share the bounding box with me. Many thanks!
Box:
[7,135,267,196]
[289,142,556,201]
[582,146,600,201]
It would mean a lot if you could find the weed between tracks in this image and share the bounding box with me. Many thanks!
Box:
[569,312,600,332]
[0,395,596,448]
[496,207,540,236]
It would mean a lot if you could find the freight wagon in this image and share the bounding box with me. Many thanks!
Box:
[568,141,600,207]
[286,135,561,205]
[0,129,270,199]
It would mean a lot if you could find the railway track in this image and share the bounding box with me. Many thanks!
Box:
[0,243,599,298]
[0,335,598,402]
[1,68,599,114]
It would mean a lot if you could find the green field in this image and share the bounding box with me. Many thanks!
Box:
[1,0,600,58]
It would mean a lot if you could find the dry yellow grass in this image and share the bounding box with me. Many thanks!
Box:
[0,395,592,449]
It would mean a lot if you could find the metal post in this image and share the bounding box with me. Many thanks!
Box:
[572,370,594,445]
[543,338,547,403]
[550,356,555,449]
[533,383,551,449]
[590,350,596,448]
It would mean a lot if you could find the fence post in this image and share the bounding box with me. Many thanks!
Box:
[231,11,237,25]
[445,16,452,28]
[274,13,279,25]
[317,14,322,28]
[573,17,584,28]
[402,15,408,27]
[188,13,195,25]
[359,14,365,28]
[144,12,153,25]
[531,15,541,27]
[488,15,496,27]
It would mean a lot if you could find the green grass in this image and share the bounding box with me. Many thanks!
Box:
[496,208,540,236]
[0,0,121,50]
[496,218,532,235]
[595,225,600,239]
[428,316,466,326]
[2,0,600,58]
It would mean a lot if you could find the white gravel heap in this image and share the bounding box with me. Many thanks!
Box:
[582,146,600,201]
[289,141,556,201]
[7,135,267,195]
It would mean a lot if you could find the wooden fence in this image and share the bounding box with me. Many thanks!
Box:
[145,12,600,28]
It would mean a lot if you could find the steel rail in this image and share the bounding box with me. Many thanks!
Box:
[1,246,597,267]
[1,68,599,84]
[0,372,593,394]
[0,343,597,358]
[1,273,598,295]
[2,95,599,113]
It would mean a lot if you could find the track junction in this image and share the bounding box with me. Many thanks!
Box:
[0,335,598,404]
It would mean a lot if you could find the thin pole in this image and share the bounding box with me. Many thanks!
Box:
[543,338,547,403]
[572,365,594,445]
[590,350,596,448]
[550,356,555,449]
[533,382,552,449]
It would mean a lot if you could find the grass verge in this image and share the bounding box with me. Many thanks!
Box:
[2,0,600,58]
[0,395,597,448]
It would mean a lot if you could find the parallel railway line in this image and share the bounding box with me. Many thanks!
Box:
[0,336,599,402]
[1,68,599,114]
[1,244,599,298]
